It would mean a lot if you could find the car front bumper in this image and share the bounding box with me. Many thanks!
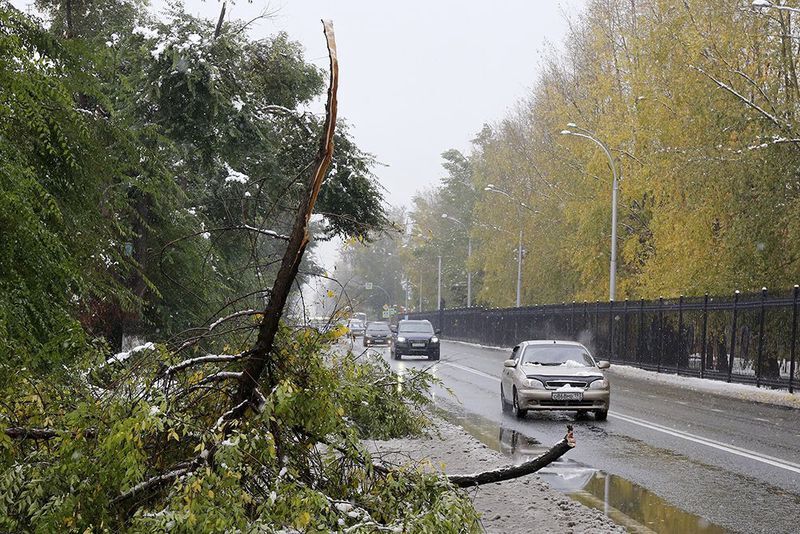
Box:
[516,388,610,411]
[394,344,439,355]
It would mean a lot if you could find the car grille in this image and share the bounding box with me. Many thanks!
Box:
[545,380,588,389]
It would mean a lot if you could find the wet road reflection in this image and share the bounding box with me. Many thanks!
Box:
[443,409,728,534]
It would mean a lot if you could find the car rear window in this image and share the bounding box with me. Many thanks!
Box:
[520,346,595,367]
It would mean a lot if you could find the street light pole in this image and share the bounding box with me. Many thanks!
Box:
[484,185,538,307]
[419,268,422,312]
[516,227,523,308]
[441,213,472,307]
[561,125,620,301]
[437,255,442,310]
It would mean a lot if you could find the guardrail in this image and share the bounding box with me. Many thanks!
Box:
[407,286,800,392]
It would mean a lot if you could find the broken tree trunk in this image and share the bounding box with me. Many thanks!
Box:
[447,425,576,488]
[231,19,338,415]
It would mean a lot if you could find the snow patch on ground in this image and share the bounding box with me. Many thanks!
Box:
[608,365,800,409]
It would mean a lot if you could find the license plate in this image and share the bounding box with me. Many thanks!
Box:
[412,342,425,348]
[552,392,583,401]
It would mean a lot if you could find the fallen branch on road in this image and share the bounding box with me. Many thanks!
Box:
[447,425,575,488]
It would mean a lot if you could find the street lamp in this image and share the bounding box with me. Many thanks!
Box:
[483,184,539,307]
[561,124,620,301]
[441,213,473,307]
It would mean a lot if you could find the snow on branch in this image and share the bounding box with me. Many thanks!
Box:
[689,64,784,129]
[112,466,192,504]
[165,352,245,376]
[240,224,290,241]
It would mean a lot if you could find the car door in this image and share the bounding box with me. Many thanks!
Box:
[502,345,520,392]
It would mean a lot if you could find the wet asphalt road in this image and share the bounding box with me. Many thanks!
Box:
[366,340,800,534]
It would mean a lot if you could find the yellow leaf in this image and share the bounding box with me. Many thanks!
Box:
[297,511,311,528]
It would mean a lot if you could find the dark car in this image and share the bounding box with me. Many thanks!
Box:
[391,320,440,361]
[364,322,392,347]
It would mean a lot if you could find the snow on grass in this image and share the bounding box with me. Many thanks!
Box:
[608,364,800,409]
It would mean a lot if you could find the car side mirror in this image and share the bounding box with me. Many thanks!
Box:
[504,359,517,368]
[597,360,611,369]
[435,329,441,335]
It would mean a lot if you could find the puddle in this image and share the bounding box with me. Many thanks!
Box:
[438,408,727,534]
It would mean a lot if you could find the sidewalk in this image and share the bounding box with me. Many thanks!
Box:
[367,416,623,533]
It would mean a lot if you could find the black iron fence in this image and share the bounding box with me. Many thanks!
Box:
[408,286,800,392]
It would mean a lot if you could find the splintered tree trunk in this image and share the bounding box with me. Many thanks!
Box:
[232,20,338,413]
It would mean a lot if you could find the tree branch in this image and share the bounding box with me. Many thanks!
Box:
[447,425,575,487]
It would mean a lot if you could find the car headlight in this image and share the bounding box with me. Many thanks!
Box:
[396,336,406,343]
[589,378,609,389]
[430,336,439,344]
[524,378,545,389]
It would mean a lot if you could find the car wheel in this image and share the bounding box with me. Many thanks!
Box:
[428,352,439,361]
[393,351,401,361]
[512,388,527,419]
[595,410,608,421]
[500,386,510,413]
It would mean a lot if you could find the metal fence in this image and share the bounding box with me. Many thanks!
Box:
[408,286,800,392]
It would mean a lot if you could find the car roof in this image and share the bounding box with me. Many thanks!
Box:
[399,319,431,324]
[518,340,587,348]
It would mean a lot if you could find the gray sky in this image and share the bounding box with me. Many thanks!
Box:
[174,0,586,209]
[190,1,587,270]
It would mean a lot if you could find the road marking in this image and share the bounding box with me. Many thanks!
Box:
[440,359,800,475]
[608,412,800,474]
[439,361,500,382]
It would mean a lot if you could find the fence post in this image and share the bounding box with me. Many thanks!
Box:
[677,295,684,372]
[657,296,664,372]
[701,293,708,379]
[584,300,588,333]
[637,298,644,364]
[571,301,576,339]
[608,299,614,361]
[728,290,740,382]
[756,287,767,388]
[789,285,799,394]
[622,299,629,361]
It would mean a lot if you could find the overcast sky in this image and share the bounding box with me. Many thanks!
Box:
[171,0,586,208]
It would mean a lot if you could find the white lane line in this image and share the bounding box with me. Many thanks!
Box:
[609,412,800,474]
[439,361,499,382]
[440,360,800,475]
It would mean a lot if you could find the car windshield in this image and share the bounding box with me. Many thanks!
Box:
[366,324,390,334]
[349,320,364,328]
[398,321,434,334]
[520,346,595,367]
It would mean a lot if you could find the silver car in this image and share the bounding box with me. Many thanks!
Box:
[500,340,610,420]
